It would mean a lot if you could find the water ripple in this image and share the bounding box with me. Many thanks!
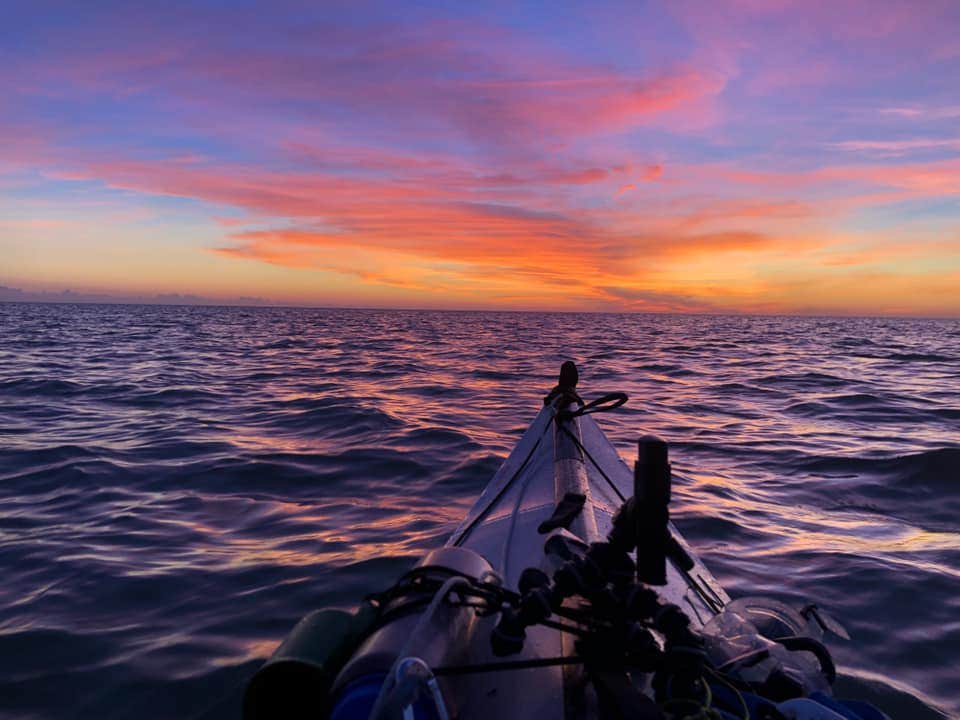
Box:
[0,304,957,718]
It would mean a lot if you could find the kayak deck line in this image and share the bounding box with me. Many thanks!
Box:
[448,405,555,550]
[553,398,599,542]
[552,376,609,720]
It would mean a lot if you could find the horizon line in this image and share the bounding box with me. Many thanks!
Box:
[2,298,957,322]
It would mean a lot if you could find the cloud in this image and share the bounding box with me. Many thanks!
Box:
[596,285,723,313]
[437,70,724,144]
[9,100,956,313]
[831,138,960,156]
[643,164,664,182]
[0,284,271,306]
[211,215,803,307]
[879,106,960,120]
[7,15,725,156]
[815,237,960,268]
[701,158,960,200]
[0,218,70,230]
[4,2,960,315]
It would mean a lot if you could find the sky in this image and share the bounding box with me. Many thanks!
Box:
[1,0,959,315]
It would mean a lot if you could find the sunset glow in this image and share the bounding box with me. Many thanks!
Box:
[2,1,959,315]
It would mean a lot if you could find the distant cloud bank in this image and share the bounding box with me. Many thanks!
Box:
[0,285,272,307]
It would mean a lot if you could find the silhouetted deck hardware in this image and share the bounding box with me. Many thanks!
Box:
[635,435,671,586]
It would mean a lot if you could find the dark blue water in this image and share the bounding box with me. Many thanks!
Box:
[1,303,957,719]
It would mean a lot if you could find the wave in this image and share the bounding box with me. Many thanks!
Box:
[0,377,84,395]
[796,447,960,490]
[1,305,958,717]
[873,352,953,363]
[755,371,849,390]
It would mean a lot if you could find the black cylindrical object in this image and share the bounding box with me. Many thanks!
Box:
[634,435,671,585]
[558,360,579,389]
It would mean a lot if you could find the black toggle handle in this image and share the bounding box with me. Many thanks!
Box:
[635,435,671,586]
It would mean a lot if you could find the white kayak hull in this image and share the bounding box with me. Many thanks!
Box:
[246,371,738,720]
[441,399,729,720]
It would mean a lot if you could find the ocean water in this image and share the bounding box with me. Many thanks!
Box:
[0,303,958,719]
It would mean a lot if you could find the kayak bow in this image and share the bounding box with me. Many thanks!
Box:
[245,363,885,720]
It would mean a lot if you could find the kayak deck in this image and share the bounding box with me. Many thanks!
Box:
[450,402,728,616]
[444,400,729,719]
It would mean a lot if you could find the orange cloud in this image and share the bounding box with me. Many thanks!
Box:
[643,164,664,181]
[6,46,958,317]
[11,140,862,311]
[815,236,960,268]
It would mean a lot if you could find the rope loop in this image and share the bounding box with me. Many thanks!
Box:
[557,391,628,420]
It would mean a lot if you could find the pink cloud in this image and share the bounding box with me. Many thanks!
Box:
[695,158,960,200]
[670,0,960,96]
[643,164,664,181]
[6,16,726,154]
[879,106,960,120]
